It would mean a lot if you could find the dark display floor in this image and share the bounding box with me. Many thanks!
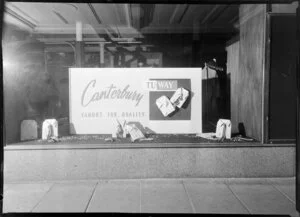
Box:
[12,134,257,145]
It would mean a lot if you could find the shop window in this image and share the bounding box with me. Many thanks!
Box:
[2,2,298,145]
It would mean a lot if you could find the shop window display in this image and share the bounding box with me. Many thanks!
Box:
[3,2,297,145]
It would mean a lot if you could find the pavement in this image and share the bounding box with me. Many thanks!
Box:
[2,177,298,215]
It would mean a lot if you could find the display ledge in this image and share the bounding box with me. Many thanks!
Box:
[5,134,295,150]
[4,142,295,150]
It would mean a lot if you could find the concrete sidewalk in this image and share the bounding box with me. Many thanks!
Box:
[3,177,298,215]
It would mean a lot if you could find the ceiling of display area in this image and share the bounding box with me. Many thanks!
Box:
[4,2,239,42]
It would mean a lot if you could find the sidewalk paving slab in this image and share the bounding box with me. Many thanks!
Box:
[271,184,295,204]
[86,180,140,213]
[183,182,249,214]
[3,183,53,213]
[141,180,193,213]
[228,183,298,216]
[267,178,296,203]
[32,182,96,212]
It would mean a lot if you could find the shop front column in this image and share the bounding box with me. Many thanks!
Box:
[296,2,300,212]
[100,43,104,67]
[75,21,84,67]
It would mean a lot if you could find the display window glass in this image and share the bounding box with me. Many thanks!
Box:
[2,1,298,145]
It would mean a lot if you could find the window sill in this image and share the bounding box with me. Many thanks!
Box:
[4,142,295,150]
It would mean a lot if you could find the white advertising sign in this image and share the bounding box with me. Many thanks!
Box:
[69,68,202,134]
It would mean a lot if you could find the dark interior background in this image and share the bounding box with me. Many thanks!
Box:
[269,14,297,142]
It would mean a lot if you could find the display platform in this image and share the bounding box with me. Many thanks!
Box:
[8,134,258,146]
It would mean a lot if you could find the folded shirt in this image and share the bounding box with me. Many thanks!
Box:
[170,87,189,108]
[156,95,176,117]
